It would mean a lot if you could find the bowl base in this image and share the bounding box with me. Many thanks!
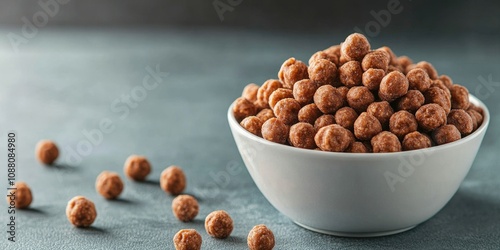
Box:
[293,221,417,237]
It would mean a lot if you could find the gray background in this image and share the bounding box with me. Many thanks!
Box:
[0,0,499,249]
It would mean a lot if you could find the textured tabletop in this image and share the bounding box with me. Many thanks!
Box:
[0,28,499,249]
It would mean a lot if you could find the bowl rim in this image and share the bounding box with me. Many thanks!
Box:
[228,94,490,158]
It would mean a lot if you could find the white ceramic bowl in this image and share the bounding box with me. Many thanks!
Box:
[228,95,489,237]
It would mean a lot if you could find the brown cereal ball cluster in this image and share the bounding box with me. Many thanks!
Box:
[124,155,151,181]
[66,196,97,227]
[95,171,124,199]
[7,182,32,209]
[160,165,187,195]
[172,195,199,222]
[247,224,275,250]
[173,229,202,250]
[233,33,483,153]
[35,139,59,165]
[205,210,234,239]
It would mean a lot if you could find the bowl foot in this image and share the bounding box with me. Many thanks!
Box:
[293,221,417,237]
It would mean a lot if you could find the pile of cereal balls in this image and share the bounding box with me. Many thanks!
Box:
[234,33,484,153]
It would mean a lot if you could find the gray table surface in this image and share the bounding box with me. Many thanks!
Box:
[0,28,499,249]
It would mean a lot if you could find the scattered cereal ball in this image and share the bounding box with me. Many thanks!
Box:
[367,101,394,128]
[278,58,309,89]
[261,118,289,144]
[172,195,199,222]
[268,88,293,109]
[95,171,124,199]
[347,141,370,153]
[361,50,390,72]
[242,83,259,103]
[467,109,483,130]
[447,109,473,136]
[430,79,452,99]
[289,122,316,149]
[341,33,370,61]
[240,116,263,136]
[315,124,353,152]
[314,114,336,130]
[347,86,375,113]
[362,68,385,91]
[233,97,257,122]
[377,46,398,65]
[339,61,363,87]
[406,68,431,92]
[308,59,338,86]
[450,84,470,110]
[273,98,301,125]
[432,125,461,145]
[309,51,339,66]
[415,61,438,80]
[424,87,451,114]
[397,56,413,70]
[396,90,425,113]
[256,79,283,109]
[173,229,202,250]
[379,71,409,102]
[335,107,358,130]
[256,109,275,122]
[160,166,187,196]
[402,131,432,151]
[415,104,447,131]
[35,139,59,165]
[371,131,401,153]
[298,104,322,124]
[66,196,97,227]
[439,75,453,89]
[247,225,275,250]
[124,155,151,181]
[354,112,383,141]
[205,210,234,239]
[313,85,343,113]
[293,79,319,105]
[389,110,418,139]
[6,182,32,208]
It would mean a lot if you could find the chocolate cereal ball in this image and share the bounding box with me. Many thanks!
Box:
[293,79,319,105]
[6,182,32,209]
[377,46,398,66]
[160,166,187,195]
[273,98,301,125]
[450,84,470,110]
[268,88,293,109]
[347,86,375,113]
[314,114,336,130]
[173,229,202,250]
[278,57,309,89]
[261,118,289,144]
[205,210,234,239]
[439,75,453,89]
[242,83,259,103]
[247,225,275,250]
[339,61,363,87]
[467,109,483,131]
[124,155,151,181]
[406,68,431,92]
[415,104,447,131]
[341,33,371,61]
[172,195,199,222]
[66,196,97,227]
[432,125,461,145]
[396,90,425,113]
[367,101,394,128]
[371,131,402,153]
[354,112,383,141]
[415,61,438,80]
[35,139,59,165]
[309,51,339,66]
[315,124,353,152]
[308,59,338,86]
[424,87,451,114]
[289,122,316,149]
[347,141,370,153]
[256,79,283,109]
[95,171,124,199]
[398,56,413,70]
[402,131,432,151]
[447,109,473,136]
[361,50,390,72]
[389,111,418,139]
[241,116,263,136]
[324,44,341,58]
[313,85,343,114]
[298,104,322,124]
[337,86,349,106]
[362,68,385,91]
[256,109,275,122]
[379,71,409,102]
[430,79,452,99]
[335,107,358,130]
[233,97,257,122]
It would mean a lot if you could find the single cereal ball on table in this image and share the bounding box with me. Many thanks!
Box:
[205,210,234,239]
[293,79,319,105]
[341,33,370,61]
[347,86,375,113]
[313,85,343,114]
[35,139,59,165]
[160,165,187,195]
[314,114,336,130]
[289,122,316,149]
[415,61,438,80]
[308,59,338,86]
[361,50,390,72]
[268,88,293,109]
[347,141,370,153]
[247,224,275,250]
[66,196,97,227]
[367,101,394,128]
[298,103,322,124]
[433,124,461,145]
[278,57,309,89]
[396,90,425,113]
[362,68,385,91]
[261,118,289,144]
[424,87,451,114]
[415,104,447,131]
[402,131,432,151]
[339,61,363,87]
[406,68,431,92]
[354,112,383,141]
[447,109,473,136]
[172,195,199,222]
[233,97,257,122]
[379,71,409,102]
[335,107,358,130]
[6,182,32,208]
[242,83,259,103]
[273,98,301,125]
[309,50,339,67]
[315,124,353,152]
[173,229,202,250]
[389,110,418,139]
[377,46,398,66]
[241,116,263,136]
[450,84,470,110]
[371,131,402,153]
[95,171,123,199]
[256,79,283,109]
[124,155,151,181]
[256,108,274,122]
